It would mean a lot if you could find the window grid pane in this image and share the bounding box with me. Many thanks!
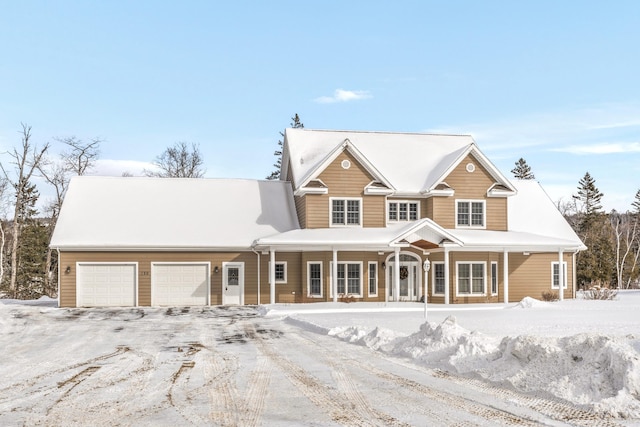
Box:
[491,263,498,294]
[347,200,360,225]
[389,203,397,221]
[399,203,407,220]
[457,202,470,226]
[458,264,470,293]
[434,264,445,294]
[472,264,484,293]
[409,203,418,220]
[275,263,285,281]
[309,263,321,295]
[332,200,345,225]
[471,202,484,226]
[369,263,377,294]
[347,264,360,294]
[337,264,346,294]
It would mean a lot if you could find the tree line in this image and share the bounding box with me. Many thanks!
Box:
[0,124,205,299]
[513,158,640,289]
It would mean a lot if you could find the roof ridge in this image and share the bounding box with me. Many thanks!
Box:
[289,128,474,138]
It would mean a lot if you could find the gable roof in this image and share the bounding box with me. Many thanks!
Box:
[281,128,515,195]
[50,177,300,250]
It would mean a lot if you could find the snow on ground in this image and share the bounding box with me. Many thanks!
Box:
[263,290,640,419]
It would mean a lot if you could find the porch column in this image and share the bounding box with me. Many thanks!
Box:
[269,248,276,304]
[503,249,509,304]
[444,247,450,305]
[394,247,400,301]
[333,248,338,303]
[558,249,564,301]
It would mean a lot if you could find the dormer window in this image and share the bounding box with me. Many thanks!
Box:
[331,198,362,226]
[388,201,419,222]
[456,200,485,228]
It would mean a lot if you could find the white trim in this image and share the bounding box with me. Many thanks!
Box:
[368,261,378,297]
[329,197,363,227]
[76,262,138,307]
[551,261,568,289]
[150,261,211,306]
[222,261,245,305]
[455,261,487,297]
[329,261,364,298]
[466,162,476,173]
[307,261,323,298]
[432,261,445,295]
[274,261,287,283]
[455,199,486,229]
[491,261,498,296]
[385,251,422,301]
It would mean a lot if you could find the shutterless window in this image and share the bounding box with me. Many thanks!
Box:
[457,263,485,295]
[331,198,361,226]
[551,262,568,289]
[491,262,498,295]
[274,262,286,283]
[336,263,361,295]
[308,262,322,297]
[457,201,485,227]
[433,263,445,295]
[368,262,377,297]
[388,201,419,222]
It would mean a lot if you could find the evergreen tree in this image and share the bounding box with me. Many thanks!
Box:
[511,158,535,180]
[573,172,603,220]
[632,189,640,215]
[267,114,304,180]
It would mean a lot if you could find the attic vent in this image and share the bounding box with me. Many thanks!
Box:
[341,159,351,169]
[466,163,476,173]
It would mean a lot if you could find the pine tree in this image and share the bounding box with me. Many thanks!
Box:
[632,189,640,215]
[573,172,604,220]
[267,114,304,180]
[511,158,535,180]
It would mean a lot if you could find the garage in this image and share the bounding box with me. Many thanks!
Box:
[151,263,210,306]
[76,263,137,307]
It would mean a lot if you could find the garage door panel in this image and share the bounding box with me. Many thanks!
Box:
[77,264,136,307]
[152,263,209,306]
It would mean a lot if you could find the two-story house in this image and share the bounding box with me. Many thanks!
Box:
[50,129,585,307]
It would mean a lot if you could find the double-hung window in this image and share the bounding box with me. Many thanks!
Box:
[307,262,323,297]
[274,262,287,283]
[388,201,419,222]
[433,262,445,295]
[332,262,362,296]
[491,262,498,295]
[368,262,378,297]
[456,200,485,228]
[457,262,486,295]
[551,262,568,289]
[331,198,361,226]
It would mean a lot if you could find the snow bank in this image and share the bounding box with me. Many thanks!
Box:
[320,312,640,418]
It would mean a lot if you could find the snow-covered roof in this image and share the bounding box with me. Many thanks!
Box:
[281,129,515,194]
[50,177,300,250]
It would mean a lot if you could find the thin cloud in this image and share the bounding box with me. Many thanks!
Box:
[314,89,372,104]
[551,142,640,155]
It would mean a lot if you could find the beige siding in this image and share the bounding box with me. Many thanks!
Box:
[303,150,384,228]
[431,154,508,230]
[294,195,306,229]
[508,252,574,301]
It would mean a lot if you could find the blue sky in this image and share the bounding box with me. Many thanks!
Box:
[1,1,639,211]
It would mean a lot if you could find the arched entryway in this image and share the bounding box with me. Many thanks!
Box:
[386,252,422,301]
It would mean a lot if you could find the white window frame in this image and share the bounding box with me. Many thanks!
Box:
[432,262,445,295]
[455,261,486,296]
[330,261,363,297]
[307,261,323,298]
[551,261,568,289]
[368,261,378,297]
[455,200,486,229]
[387,200,420,223]
[274,261,287,283]
[491,261,498,295]
[329,197,362,227]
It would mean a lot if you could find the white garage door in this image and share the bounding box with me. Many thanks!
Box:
[77,263,137,307]
[152,263,209,306]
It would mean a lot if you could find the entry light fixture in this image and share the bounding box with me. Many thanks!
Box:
[65,266,71,274]
[381,262,386,270]
[214,266,220,274]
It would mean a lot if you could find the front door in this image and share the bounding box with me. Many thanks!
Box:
[388,255,420,301]
[223,263,244,305]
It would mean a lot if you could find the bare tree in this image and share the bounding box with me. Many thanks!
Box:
[610,210,640,288]
[0,124,49,298]
[144,142,205,178]
[0,178,9,291]
[58,136,101,176]
[38,136,101,295]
